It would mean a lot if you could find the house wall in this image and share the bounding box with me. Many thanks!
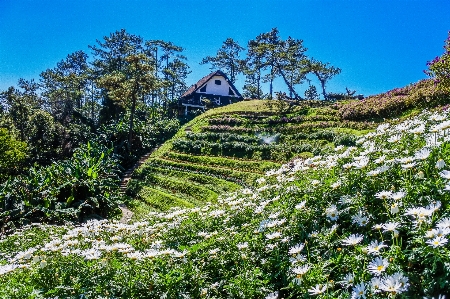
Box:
[198,75,237,97]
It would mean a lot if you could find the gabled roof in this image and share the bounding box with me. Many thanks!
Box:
[181,70,242,98]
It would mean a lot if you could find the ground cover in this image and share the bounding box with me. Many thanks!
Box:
[2,109,450,297]
[128,98,382,212]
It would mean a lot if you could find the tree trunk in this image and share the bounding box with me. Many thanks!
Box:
[277,67,303,100]
[269,66,274,100]
[320,79,327,100]
[257,71,261,100]
[128,93,137,152]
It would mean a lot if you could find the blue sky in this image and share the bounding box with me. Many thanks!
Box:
[0,0,449,97]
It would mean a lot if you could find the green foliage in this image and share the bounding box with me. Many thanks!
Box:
[304,84,319,100]
[307,58,342,99]
[426,31,450,93]
[338,79,449,121]
[28,110,64,165]
[137,186,194,211]
[0,128,28,182]
[3,110,450,297]
[97,114,180,168]
[201,38,245,84]
[164,152,280,173]
[0,142,120,231]
[137,158,260,186]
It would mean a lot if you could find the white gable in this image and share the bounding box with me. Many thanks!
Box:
[197,75,238,97]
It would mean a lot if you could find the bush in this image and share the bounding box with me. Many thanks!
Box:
[0,128,28,182]
[338,79,449,121]
[425,31,450,93]
[0,142,121,231]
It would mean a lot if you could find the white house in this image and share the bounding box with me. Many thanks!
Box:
[179,70,242,115]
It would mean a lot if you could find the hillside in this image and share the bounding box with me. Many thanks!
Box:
[2,105,450,297]
[126,79,448,216]
[126,99,376,215]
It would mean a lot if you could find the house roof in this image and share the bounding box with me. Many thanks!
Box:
[181,70,242,98]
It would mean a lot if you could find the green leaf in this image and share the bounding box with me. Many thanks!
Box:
[43,198,50,208]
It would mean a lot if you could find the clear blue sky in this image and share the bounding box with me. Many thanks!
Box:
[1,0,449,97]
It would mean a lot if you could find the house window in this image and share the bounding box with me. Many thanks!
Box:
[199,85,207,92]
[215,80,221,85]
[228,87,235,96]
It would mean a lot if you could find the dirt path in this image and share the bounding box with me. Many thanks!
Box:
[118,150,154,223]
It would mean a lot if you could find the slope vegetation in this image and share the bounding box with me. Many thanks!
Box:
[127,99,377,214]
[3,107,450,297]
[127,79,449,215]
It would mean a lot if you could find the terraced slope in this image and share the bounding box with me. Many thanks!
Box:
[127,79,449,215]
[127,99,379,214]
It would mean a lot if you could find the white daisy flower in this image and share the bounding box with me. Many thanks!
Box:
[342,234,364,246]
[391,191,406,200]
[415,148,431,160]
[437,217,450,229]
[425,228,450,239]
[390,202,401,214]
[368,257,389,276]
[339,272,355,287]
[388,134,402,143]
[375,191,393,200]
[380,272,409,294]
[402,162,416,169]
[237,242,249,250]
[209,248,220,255]
[295,201,307,210]
[308,284,327,295]
[331,181,342,189]
[436,159,446,169]
[374,155,386,164]
[426,236,448,248]
[351,211,369,226]
[370,277,382,293]
[289,254,306,265]
[266,232,282,240]
[325,204,339,221]
[351,282,367,299]
[439,170,450,179]
[427,201,441,212]
[366,240,388,255]
[288,243,305,255]
[382,222,401,233]
[292,265,310,285]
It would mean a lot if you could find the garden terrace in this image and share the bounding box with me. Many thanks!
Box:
[128,87,450,215]
[127,99,384,215]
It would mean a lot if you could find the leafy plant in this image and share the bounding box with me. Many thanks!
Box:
[0,142,120,231]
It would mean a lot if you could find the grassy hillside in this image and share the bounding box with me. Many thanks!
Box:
[1,80,450,297]
[2,107,450,297]
[127,79,450,216]
[126,99,377,215]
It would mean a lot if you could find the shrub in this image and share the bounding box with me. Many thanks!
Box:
[0,128,28,182]
[0,142,120,231]
[425,31,450,93]
[339,79,449,121]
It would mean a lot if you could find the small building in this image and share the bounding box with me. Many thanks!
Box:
[179,70,242,115]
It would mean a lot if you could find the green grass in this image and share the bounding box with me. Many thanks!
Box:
[136,186,195,211]
[128,99,380,214]
[164,152,280,173]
